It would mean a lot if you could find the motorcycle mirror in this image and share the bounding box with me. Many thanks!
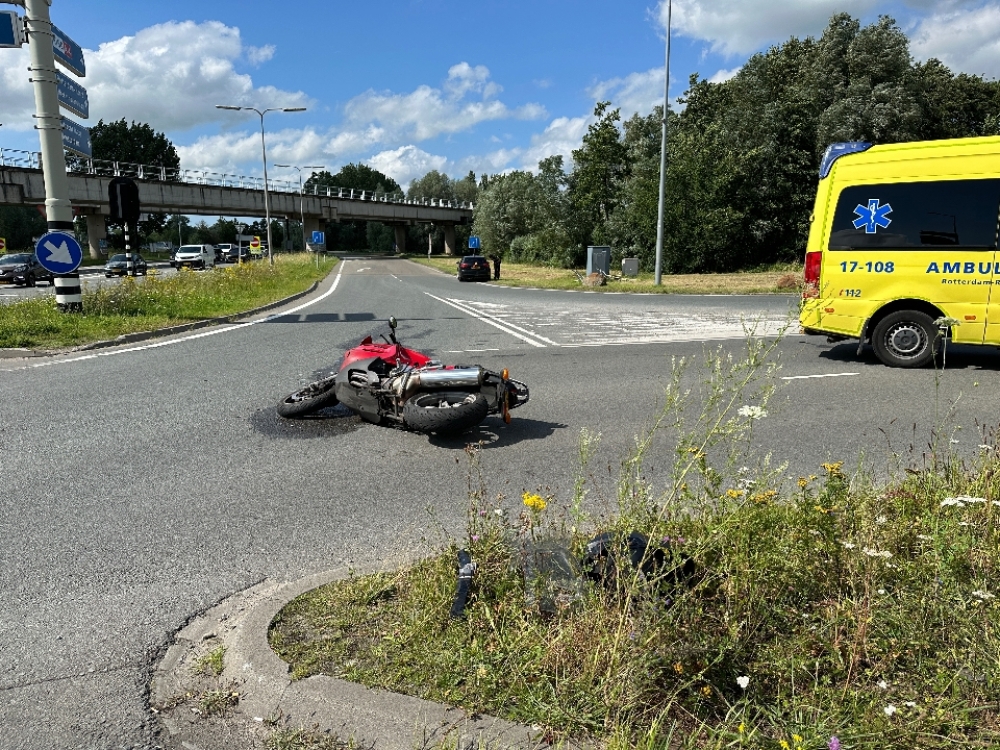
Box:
[388,316,397,330]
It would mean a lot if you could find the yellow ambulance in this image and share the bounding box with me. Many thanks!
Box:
[799,135,1000,367]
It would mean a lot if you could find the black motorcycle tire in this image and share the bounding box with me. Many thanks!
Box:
[276,376,339,418]
[402,390,489,435]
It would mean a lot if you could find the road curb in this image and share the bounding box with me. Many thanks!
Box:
[151,562,559,750]
[0,281,320,359]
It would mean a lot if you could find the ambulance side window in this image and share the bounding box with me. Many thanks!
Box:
[829,179,1000,250]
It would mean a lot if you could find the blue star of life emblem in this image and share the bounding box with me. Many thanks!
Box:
[853,198,893,234]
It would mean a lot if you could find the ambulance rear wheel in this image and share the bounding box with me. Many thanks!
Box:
[871,310,938,368]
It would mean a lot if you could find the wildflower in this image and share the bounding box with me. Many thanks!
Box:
[700,685,712,697]
[878,679,889,689]
[841,542,856,549]
[863,547,892,559]
[726,489,745,499]
[736,675,750,689]
[821,461,844,474]
[738,722,745,734]
[797,477,810,488]
[876,515,887,524]
[793,736,803,744]
[738,405,767,420]
[751,489,778,503]
[828,738,841,750]
[494,508,504,516]
[904,701,917,708]
[672,662,684,674]
[885,704,897,717]
[780,741,790,750]
[916,534,932,541]
[973,590,995,600]
[935,316,961,328]
[522,493,546,512]
[471,535,480,542]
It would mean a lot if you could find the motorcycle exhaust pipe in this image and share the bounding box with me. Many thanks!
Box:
[396,367,485,397]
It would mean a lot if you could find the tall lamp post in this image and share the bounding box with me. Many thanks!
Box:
[654,0,672,285]
[215,104,306,265]
[273,163,324,252]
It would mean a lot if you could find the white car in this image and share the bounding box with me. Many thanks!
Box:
[174,244,216,269]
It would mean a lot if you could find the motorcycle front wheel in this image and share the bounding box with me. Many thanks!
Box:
[276,376,339,418]
[402,390,489,435]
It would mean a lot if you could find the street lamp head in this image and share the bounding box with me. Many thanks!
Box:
[215,104,243,111]
[282,107,307,112]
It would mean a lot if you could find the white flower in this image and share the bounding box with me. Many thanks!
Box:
[494,508,504,516]
[841,542,856,549]
[973,590,995,600]
[876,515,887,524]
[736,675,750,689]
[940,498,967,507]
[863,547,892,559]
[737,405,767,420]
[916,534,933,541]
[877,589,886,595]
[878,679,889,689]
[962,496,987,504]
[884,704,897,717]
[904,701,917,708]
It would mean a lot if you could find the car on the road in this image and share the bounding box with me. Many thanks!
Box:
[0,253,55,287]
[104,253,148,277]
[173,244,217,269]
[216,243,234,262]
[228,246,254,263]
[457,255,491,282]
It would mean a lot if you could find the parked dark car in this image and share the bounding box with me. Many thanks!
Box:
[104,253,148,277]
[229,246,253,263]
[457,255,491,282]
[0,253,55,287]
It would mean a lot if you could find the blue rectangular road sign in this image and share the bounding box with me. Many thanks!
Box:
[51,24,85,77]
[0,11,22,48]
[468,235,481,249]
[57,71,89,119]
[311,231,325,244]
[61,117,91,157]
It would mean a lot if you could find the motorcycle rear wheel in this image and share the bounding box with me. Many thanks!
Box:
[276,376,339,418]
[402,390,489,435]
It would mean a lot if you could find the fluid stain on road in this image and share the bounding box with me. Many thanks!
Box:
[250,403,364,439]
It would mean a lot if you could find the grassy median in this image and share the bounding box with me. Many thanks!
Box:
[0,254,336,350]
[409,255,803,295]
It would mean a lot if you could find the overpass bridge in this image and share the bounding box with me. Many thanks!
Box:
[0,148,474,257]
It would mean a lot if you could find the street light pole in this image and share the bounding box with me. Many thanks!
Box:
[654,0,672,286]
[273,163,324,253]
[215,104,307,265]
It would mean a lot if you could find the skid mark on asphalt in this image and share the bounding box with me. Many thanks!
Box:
[437,296,794,347]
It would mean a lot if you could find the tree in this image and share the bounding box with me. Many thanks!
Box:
[0,206,47,252]
[308,163,401,251]
[569,101,629,248]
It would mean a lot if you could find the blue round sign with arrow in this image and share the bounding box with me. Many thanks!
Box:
[36,231,84,275]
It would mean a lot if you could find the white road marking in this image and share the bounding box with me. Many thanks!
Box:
[424,293,550,347]
[781,372,859,381]
[443,348,500,353]
[5,263,347,372]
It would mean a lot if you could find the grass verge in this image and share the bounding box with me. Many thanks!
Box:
[269,333,1000,749]
[407,255,803,295]
[0,254,335,350]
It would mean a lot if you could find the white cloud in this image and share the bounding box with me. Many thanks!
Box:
[519,115,591,171]
[343,64,546,143]
[589,68,666,119]
[708,67,741,83]
[662,0,878,56]
[367,145,448,186]
[87,21,309,132]
[0,46,34,132]
[910,5,1000,78]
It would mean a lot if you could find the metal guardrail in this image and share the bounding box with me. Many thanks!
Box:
[0,147,474,210]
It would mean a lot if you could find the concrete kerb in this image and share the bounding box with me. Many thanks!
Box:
[152,562,562,750]
[0,281,320,359]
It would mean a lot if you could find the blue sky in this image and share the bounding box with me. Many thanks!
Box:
[2,0,999,189]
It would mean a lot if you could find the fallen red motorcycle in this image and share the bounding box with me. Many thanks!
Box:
[276,317,529,435]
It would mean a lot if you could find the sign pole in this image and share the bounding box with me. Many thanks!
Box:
[24,0,80,310]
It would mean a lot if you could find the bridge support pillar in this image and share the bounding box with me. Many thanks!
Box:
[393,224,407,255]
[443,223,456,256]
[303,215,321,246]
[84,213,106,259]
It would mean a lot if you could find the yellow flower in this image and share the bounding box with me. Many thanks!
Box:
[738,722,745,734]
[522,493,546,512]
[821,461,844,475]
[726,489,745,499]
[700,685,712,697]
[672,662,684,674]
[793,735,803,744]
[752,489,778,504]
[797,477,809,488]
[780,741,790,750]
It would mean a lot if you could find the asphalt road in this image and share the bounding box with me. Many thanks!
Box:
[2,256,999,749]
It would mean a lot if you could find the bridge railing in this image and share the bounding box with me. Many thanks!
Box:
[0,147,475,210]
